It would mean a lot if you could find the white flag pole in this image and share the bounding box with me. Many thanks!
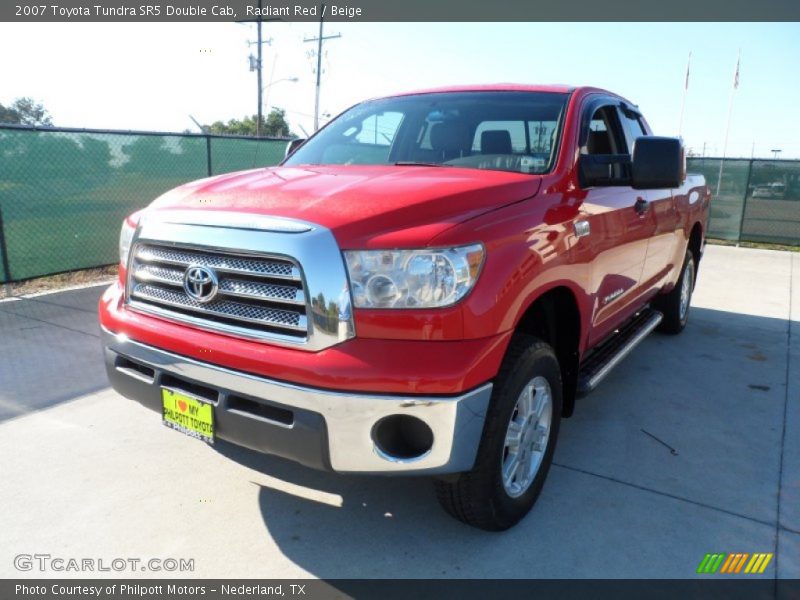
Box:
[678,51,691,136]
[716,49,740,197]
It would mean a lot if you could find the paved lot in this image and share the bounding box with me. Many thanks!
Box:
[0,244,797,580]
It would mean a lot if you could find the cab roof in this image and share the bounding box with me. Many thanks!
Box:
[375,84,629,108]
[384,83,577,97]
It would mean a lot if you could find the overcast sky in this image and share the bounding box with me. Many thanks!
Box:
[1,22,798,158]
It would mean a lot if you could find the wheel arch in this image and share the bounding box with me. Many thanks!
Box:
[688,221,703,273]
[513,284,583,417]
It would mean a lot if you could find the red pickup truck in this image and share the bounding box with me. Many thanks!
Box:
[99,84,710,530]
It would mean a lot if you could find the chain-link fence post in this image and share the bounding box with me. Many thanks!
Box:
[206,135,213,177]
[735,159,754,244]
[0,204,11,284]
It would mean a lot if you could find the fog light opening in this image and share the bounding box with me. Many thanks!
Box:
[372,414,434,462]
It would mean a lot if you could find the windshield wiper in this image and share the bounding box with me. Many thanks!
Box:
[393,161,451,167]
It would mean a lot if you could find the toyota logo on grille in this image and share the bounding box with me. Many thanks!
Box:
[183,265,219,303]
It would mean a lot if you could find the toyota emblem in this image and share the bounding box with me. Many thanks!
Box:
[183,265,219,303]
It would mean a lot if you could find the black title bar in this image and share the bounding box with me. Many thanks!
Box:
[4,579,800,600]
[2,0,800,22]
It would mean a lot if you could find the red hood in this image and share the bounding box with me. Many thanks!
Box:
[148,165,541,248]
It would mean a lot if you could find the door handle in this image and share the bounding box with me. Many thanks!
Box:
[634,197,649,215]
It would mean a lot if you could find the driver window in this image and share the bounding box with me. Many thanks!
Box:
[584,105,629,180]
[585,106,627,155]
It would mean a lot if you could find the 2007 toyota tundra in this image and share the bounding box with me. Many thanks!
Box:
[99,84,710,530]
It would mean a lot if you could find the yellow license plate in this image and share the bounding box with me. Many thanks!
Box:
[162,388,214,444]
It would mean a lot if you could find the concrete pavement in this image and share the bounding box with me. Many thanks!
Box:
[0,245,797,580]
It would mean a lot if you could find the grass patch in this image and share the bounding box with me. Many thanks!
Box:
[1,265,117,299]
[707,238,800,252]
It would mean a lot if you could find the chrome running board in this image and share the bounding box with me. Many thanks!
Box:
[577,309,663,396]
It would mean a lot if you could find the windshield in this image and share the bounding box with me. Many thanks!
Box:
[283,91,568,175]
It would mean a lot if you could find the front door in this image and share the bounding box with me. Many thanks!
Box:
[619,107,680,290]
[576,103,655,347]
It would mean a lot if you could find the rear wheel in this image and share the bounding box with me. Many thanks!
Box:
[655,249,696,334]
[434,334,562,530]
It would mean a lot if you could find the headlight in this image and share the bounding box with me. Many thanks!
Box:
[344,244,484,309]
[119,217,137,266]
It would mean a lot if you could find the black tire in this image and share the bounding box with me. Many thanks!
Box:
[434,334,562,531]
[654,249,696,335]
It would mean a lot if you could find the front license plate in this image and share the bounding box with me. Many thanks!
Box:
[162,388,214,444]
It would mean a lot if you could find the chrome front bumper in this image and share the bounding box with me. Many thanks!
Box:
[101,327,492,474]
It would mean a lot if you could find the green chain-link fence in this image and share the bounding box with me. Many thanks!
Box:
[2,128,799,284]
[687,157,800,244]
[0,125,290,283]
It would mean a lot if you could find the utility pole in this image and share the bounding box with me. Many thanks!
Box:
[256,6,263,136]
[304,4,341,131]
[240,0,274,137]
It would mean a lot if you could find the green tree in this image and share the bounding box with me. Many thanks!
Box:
[0,103,18,124]
[206,108,292,137]
[0,97,53,126]
[263,108,292,137]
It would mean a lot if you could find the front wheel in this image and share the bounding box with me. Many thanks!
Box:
[654,249,696,334]
[434,334,562,531]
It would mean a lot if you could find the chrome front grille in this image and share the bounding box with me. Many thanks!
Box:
[127,243,308,340]
[136,245,299,279]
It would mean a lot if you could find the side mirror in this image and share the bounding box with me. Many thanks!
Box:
[631,136,685,189]
[284,138,306,158]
